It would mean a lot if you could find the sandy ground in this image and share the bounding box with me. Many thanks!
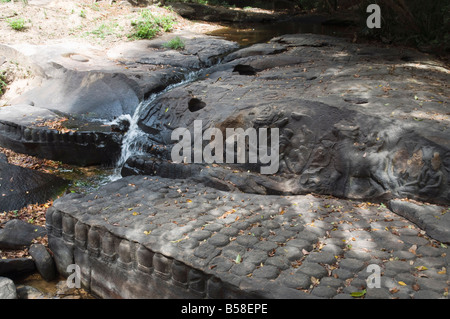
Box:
[0,0,222,105]
[0,0,221,47]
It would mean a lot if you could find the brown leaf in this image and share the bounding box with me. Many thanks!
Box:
[390,287,399,294]
[218,208,236,219]
[408,244,417,255]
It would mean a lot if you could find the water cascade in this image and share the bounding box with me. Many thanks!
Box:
[109,70,203,181]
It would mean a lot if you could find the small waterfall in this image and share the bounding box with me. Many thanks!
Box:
[109,113,147,181]
[109,70,202,181]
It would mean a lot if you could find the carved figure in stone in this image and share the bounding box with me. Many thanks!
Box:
[398,149,444,199]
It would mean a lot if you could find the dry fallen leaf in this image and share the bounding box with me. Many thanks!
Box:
[408,244,417,255]
[390,287,399,294]
[218,209,236,219]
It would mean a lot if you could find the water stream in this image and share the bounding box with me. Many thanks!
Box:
[207,15,356,46]
[108,69,205,181]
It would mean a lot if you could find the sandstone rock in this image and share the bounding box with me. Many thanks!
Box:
[15,285,46,299]
[0,161,67,212]
[389,200,450,244]
[28,244,57,282]
[0,219,46,250]
[0,258,36,278]
[0,277,17,299]
[132,34,449,206]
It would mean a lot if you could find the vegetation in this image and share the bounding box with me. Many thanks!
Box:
[7,17,26,31]
[163,36,185,50]
[86,22,120,39]
[129,9,176,40]
[357,0,450,53]
[0,71,7,96]
[0,0,28,4]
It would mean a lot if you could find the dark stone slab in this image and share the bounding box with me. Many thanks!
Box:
[28,244,57,281]
[0,114,122,166]
[0,258,36,278]
[0,219,47,250]
[0,160,67,212]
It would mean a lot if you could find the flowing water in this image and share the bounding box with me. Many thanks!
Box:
[108,70,205,181]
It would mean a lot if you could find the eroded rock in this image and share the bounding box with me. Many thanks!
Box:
[0,219,47,250]
[0,277,17,299]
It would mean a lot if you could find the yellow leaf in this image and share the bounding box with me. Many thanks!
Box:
[186,199,192,203]
[437,267,446,275]
[171,237,187,243]
[415,266,428,271]
[143,230,151,235]
[398,281,407,286]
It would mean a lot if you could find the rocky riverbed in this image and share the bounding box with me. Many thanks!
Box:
[1,0,449,299]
